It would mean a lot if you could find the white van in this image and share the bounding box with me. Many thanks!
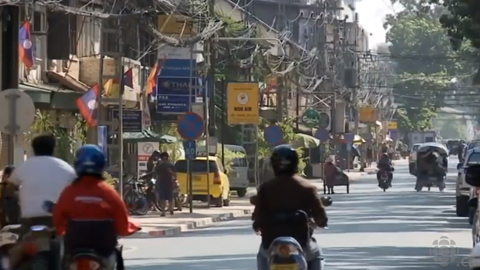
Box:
[224,145,249,197]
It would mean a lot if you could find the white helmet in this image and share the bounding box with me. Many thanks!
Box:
[0,232,18,248]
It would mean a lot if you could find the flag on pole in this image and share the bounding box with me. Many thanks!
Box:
[19,21,34,69]
[104,68,134,96]
[145,58,166,95]
[76,84,100,127]
[123,68,133,88]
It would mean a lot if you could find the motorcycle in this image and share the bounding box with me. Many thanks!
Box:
[377,169,392,192]
[251,196,332,270]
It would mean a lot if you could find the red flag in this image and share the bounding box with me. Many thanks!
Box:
[145,58,166,95]
[19,21,34,69]
[76,84,100,127]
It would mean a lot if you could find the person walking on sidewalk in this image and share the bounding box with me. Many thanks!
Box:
[155,152,176,217]
[324,157,338,194]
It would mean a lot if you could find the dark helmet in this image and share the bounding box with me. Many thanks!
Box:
[74,144,106,176]
[270,144,299,176]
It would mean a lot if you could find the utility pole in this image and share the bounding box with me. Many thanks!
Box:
[98,1,125,196]
[1,6,20,167]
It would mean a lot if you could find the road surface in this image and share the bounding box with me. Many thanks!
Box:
[123,157,473,269]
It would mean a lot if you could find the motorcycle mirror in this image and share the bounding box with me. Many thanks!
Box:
[42,201,55,213]
[321,196,333,207]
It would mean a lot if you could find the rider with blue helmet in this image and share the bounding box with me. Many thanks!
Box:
[252,144,328,270]
[53,145,139,268]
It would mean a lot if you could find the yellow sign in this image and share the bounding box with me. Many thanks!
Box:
[387,121,398,129]
[158,15,194,36]
[358,106,377,123]
[227,82,259,125]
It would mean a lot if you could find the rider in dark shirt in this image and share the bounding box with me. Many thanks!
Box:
[252,145,328,270]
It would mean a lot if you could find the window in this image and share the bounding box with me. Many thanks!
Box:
[467,153,480,165]
[412,145,420,151]
[175,160,218,173]
[232,157,248,167]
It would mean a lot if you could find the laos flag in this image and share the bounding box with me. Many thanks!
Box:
[19,21,34,69]
[76,84,100,127]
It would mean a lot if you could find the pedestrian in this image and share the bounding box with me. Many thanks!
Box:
[324,157,338,194]
[154,152,176,216]
[0,166,19,227]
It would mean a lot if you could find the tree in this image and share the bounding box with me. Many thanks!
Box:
[384,1,467,131]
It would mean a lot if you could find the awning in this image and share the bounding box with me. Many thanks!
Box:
[292,133,320,149]
[121,130,177,143]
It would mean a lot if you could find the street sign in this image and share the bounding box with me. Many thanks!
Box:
[387,121,398,129]
[156,77,199,114]
[97,126,107,158]
[301,109,321,128]
[318,112,330,129]
[112,109,143,132]
[358,106,377,123]
[264,125,283,145]
[344,133,355,144]
[314,128,330,142]
[177,112,204,140]
[183,140,197,160]
[389,129,398,140]
[0,89,35,135]
[227,82,260,125]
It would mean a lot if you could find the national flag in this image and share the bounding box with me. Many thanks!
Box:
[104,69,134,96]
[19,21,34,69]
[76,84,100,127]
[123,68,133,88]
[145,57,166,95]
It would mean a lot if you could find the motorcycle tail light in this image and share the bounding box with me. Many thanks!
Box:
[273,244,299,257]
[23,241,38,256]
[70,258,100,270]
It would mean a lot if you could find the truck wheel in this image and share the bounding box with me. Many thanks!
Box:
[456,195,469,217]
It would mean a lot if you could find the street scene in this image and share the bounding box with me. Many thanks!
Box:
[122,158,474,270]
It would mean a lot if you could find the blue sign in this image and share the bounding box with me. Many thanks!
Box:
[156,77,205,114]
[97,126,107,158]
[389,129,398,140]
[183,140,197,160]
[344,133,355,143]
[264,125,283,145]
[315,128,329,142]
[177,112,204,140]
[112,109,142,132]
[159,59,196,78]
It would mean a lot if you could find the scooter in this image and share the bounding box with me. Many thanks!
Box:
[378,170,390,192]
[251,196,332,270]
[42,201,131,270]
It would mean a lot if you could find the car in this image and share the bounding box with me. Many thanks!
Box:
[174,156,231,207]
[457,148,480,218]
[408,143,423,175]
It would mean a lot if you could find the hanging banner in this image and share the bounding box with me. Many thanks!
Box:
[227,82,259,125]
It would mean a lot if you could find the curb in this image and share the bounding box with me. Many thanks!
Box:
[131,209,253,238]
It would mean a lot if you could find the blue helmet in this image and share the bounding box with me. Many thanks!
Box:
[74,144,106,176]
[270,144,299,176]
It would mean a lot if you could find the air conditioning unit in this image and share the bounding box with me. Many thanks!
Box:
[318,107,332,131]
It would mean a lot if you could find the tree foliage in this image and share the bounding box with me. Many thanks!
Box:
[384,0,468,131]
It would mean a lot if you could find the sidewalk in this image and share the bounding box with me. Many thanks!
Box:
[130,199,253,238]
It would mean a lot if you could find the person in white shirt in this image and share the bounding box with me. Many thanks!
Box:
[9,134,76,230]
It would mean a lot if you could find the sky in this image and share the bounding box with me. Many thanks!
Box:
[355,0,402,49]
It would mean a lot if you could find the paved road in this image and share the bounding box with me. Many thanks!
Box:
[123,157,473,269]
